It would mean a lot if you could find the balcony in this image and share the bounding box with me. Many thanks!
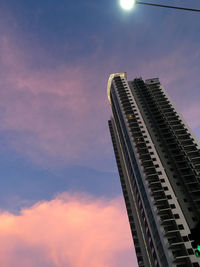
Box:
[167,116,180,122]
[115,83,124,88]
[130,129,141,135]
[150,87,161,92]
[157,207,172,216]
[171,244,188,261]
[148,180,161,187]
[173,258,192,267]
[120,99,129,104]
[153,91,166,97]
[118,94,128,99]
[151,188,164,196]
[163,109,174,115]
[166,230,182,243]
[179,139,194,146]
[135,142,147,149]
[186,150,200,158]
[157,100,170,106]
[155,97,168,102]
[144,166,157,175]
[148,176,160,183]
[141,160,154,168]
[136,147,149,154]
[157,203,170,212]
[123,103,132,109]
[129,119,139,125]
[163,221,178,233]
[139,154,151,161]
[182,144,197,152]
[133,133,143,139]
[174,130,187,136]
[170,120,182,126]
[190,157,200,164]
[155,199,169,209]
[153,191,166,201]
[177,135,191,142]
[193,164,200,171]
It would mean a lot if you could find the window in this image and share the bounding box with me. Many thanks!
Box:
[163,187,168,191]
[174,214,180,219]
[170,204,176,209]
[178,224,184,230]
[187,249,194,255]
[136,247,141,253]
[167,195,172,200]
[182,236,189,242]
[192,217,198,222]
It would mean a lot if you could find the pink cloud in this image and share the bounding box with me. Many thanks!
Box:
[0,35,112,169]
[0,193,137,267]
[0,33,199,169]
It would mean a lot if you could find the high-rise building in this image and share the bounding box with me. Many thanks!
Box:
[108,73,200,267]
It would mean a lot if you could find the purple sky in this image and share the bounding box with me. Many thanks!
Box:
[0,0,199,266]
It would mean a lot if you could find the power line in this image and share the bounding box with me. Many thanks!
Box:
[136,1,200,12]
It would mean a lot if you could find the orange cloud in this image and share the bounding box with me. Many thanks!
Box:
[0,193,137,267]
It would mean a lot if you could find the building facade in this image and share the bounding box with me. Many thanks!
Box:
[108,73,200,267]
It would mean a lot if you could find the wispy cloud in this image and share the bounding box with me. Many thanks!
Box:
[0,193,137,267]
[0,24,199,170]
[0,34,113,169]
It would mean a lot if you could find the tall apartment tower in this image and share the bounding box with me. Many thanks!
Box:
[108,73,200,267]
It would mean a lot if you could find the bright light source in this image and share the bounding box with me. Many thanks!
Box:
[120,0,136,10]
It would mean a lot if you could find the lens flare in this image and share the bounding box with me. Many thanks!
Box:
[120,0,136,10]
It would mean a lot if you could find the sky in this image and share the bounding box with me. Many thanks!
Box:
[0,0,199,266]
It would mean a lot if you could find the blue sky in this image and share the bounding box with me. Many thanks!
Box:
[0,0,199,266]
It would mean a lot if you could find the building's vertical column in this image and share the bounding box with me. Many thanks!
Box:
[129,77,200,266]
[109,74,155,267]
